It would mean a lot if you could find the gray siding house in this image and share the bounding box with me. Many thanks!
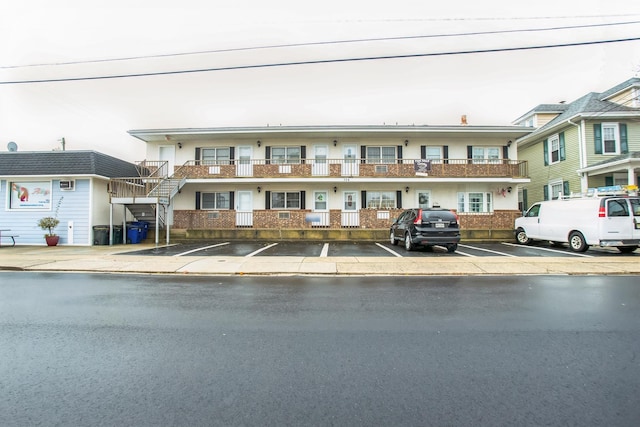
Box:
[0,150,138,246]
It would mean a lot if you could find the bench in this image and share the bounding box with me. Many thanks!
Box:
[0,230,18,247]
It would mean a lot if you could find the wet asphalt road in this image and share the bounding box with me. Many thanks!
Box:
[1,273,639,426]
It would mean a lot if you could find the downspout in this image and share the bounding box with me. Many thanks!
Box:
[567,117,588,192]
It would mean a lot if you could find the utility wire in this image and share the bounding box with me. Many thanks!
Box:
[2,37,640,85]
[3,19,640,69]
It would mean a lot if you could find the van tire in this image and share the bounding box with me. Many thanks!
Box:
[569,231,588,252]
[515,228,532,245]
[617,246,638,253]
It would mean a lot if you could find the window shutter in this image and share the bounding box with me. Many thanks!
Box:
[397,146,403,164]
[300,146,306,164]
[229,147,235,164]
[265,191,271,210]
[620,123,628,154]
[503,145,509,160]
[522,189,528,212]
[543,185,549,201]
[229,192,235,210]
[361,146,367,164]
[361,191,366,208]
[605,176,614,186]
[300,191,305,209]
[265,146,271,164]
[543,139,549,166]
[559,132,566,161]
[443,146,449,164]
[396,190,402,209]
[594,124,603,154]
[563,181,570,197]
[467,145,473,161]
[420,145,426,159]
[195,148,201,164]
[195,191,201,210]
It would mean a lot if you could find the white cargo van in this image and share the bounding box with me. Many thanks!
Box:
[514,192,640,253]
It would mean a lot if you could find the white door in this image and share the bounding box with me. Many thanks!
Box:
[342,145,359,176]
[236,146,253,177]
[159,145,175,175]
[236,191,253,227]
[601,198,633,241]
[312,145,328,176]
[341,191,359,227]
[312,191,329,226]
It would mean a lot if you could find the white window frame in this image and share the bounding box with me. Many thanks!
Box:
[201,147,231,165]
[547,134,560,165]
[417,191,431,209]
[424,146,442,163]
[457,192,493,213]
[602,123,620,155]
[201,192,231,210]
[366,146,396,164]
[472,147,501,164]
[271,147,301,164]
[366,191,396,209]
[548,179,563,200]
[271,191,301,209]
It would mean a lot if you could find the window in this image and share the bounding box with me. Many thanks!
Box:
[607,199,629,217]
[271,192,301,209]
[549,135,560,164]
[271,147,300,164]
[417,191,430,209]
[9,181,52,209]
[472,147,501,164]
[366,146,396,164]
[457,192,492,213]
[201,147,230,165]
[201,192,231,210]
[424,146,441,160]
[549,181,563,200]
[602,124,619,154]
[366,191,396,208]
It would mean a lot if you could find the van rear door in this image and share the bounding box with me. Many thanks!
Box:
[630,198,640,242]
[601,198,633,243]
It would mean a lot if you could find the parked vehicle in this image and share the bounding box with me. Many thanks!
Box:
[514,190,640,253]
[390,208,461,252]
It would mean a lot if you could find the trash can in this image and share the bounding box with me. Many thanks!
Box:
[134,221,150,240]
[93,225,110,245]
[126,225,142,244]
[113,225,123,244]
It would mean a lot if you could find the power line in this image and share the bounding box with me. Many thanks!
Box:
[3,19,640,70]
[2,37,640,85]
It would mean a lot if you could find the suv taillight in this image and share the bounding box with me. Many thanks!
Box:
[414,209,422,225]
[450,210,459,222]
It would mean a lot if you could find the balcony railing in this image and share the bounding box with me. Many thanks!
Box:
[173,158,528,179]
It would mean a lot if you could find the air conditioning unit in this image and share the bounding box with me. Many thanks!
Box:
[59,180,75,191]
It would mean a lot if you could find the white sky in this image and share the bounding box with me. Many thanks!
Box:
[1,0,640,159]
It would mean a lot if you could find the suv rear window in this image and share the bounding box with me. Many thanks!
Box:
[421,210,457,221]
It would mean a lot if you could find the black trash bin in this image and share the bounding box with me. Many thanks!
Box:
[113,225,123,244]
[93,225,110,245]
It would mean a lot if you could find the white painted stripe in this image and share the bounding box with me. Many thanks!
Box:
[454,250,476,257]
[375,243,403,257]
[174,242,230,257]
[458,244,517,257]
[320,243,329,257]
[246,242,279,257]
[501,242,593,257]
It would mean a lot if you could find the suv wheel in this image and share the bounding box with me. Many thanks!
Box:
[446,244,458,253]
[404,233,414,251]
[390,231,398,246]
[569,231,588,252]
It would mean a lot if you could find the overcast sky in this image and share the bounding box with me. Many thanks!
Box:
[1,0,640,159]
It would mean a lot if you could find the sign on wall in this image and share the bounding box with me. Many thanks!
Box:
[9,181,51,209]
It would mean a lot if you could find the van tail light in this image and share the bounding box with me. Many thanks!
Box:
[598,205,606,218]
[414,209,422,225]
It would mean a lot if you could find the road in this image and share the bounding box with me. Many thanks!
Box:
[1,272,639,426]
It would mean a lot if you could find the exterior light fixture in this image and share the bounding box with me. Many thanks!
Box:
[405,186,410,193]
[508,186,512,193]
[333,186,337,193]
[177,142,182,149]
[257,186,261,193]
[333,140,337,146]
[257,140,261,147]
[404,139,409,146]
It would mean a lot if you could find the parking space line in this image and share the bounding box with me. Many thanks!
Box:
[458,244,517,257]
[375,243,403,257]
[501,242,593,257]
[174,242,230,257]
[246,243,279,257]
[320,243,329,257]
[454,250,476,257]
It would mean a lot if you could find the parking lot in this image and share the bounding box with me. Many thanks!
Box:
[122,240,640,258]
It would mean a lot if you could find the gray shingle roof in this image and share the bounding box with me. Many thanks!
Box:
[0,151,138,177]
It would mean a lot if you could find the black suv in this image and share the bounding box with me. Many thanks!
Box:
[390,208,461,252]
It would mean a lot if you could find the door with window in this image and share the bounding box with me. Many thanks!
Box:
[313,145,329,176]
[341,190,359,226]
[312,191,330,226]
[236,146,253,177]
[602,198,632,239]
[342,145,359,176]
[236,191,253,227]
[417,191,431,209]
[158,145,175,175]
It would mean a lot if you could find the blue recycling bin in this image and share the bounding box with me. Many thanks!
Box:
[127,225,143,244]
[132,221,149,240]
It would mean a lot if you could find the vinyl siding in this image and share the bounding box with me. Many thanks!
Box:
[585,120,640,163]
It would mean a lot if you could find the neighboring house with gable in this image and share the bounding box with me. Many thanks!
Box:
[0,150,138,245]
[514,77,640,209]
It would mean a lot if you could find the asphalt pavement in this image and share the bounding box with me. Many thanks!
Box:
[1,243,640,275]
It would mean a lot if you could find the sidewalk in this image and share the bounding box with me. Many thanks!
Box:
[1,244,640,276]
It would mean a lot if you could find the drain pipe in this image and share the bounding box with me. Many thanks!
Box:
[567,117,587,192]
